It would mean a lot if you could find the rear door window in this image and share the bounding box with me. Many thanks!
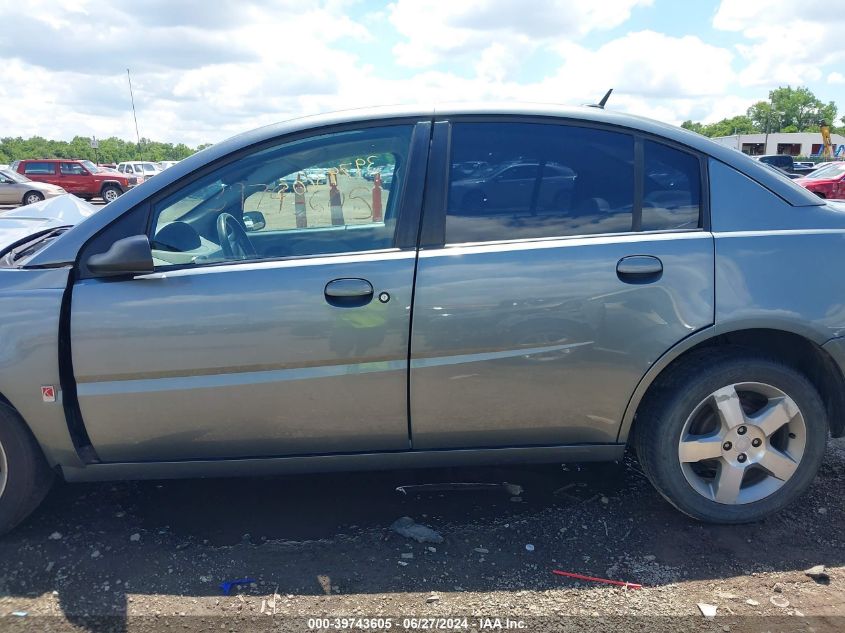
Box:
[446,123,634,243]
[23,162,56,175]
[641,141,702,231]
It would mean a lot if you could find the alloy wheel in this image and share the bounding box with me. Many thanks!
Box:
[678,382,806,505]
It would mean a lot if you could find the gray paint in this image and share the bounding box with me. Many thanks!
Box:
[0,267,82,467]
[410,232,714,448]
[71,251,416,461]
[0,103,842,484]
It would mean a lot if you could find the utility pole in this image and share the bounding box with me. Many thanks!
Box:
[126,69,141,150]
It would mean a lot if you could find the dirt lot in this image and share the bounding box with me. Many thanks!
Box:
[0,439,842,633]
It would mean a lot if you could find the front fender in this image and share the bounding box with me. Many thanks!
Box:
[0,267,82,468]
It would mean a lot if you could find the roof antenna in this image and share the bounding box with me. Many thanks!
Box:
[587,88,613,109]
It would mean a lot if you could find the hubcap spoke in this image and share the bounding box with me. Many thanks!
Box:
[752,397,799,438]
[713,461,746,504]
[712,385,746,430]
[758,447,799,481]
[679,435,724,463]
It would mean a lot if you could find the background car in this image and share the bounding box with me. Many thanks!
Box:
[794,162,845,199]
[304,168,327,184]
[14,159,133,202]
[116,161,161,184]
[157,161,180,170]
[0,168,67,205]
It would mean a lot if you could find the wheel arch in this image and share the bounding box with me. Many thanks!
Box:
[619,326,845,443]
[98,181,124,194]
[20,190,43,204]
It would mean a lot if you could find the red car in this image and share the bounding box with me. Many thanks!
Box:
[13,158,136,203]
[795,162,845,199]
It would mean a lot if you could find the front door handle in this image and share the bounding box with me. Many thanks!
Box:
[617,255,663,283]
[325,278,374,307]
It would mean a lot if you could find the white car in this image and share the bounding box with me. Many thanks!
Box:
[116,161,161,183]
[157,161,179,170]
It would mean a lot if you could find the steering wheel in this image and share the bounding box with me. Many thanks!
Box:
[216,212,257,260]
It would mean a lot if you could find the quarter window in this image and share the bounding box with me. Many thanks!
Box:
[445,123,635,244]
[641,140,701,231]
[150,125,413,268]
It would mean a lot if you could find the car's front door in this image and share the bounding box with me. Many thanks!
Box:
[410,120,714,449]
[0,175,17,203]
[70,121,429,462]
[58,162,88,194]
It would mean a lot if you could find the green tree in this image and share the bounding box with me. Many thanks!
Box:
[748,86,838,133]
[0,136,204,164]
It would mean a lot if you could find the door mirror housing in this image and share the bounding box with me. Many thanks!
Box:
[87,235,155,277]
[243,211,266,232]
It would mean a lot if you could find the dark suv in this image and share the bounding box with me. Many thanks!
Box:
[14,159,135,203]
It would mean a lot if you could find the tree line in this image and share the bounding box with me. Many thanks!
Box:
[682,86,843,138]
[0,136,212,166]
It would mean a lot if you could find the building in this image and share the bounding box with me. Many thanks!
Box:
[711,132,845,158]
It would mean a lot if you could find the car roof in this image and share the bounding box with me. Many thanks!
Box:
[25,101,824,267]
[20,158,85,163]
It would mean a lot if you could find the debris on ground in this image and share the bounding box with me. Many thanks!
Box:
[396,482,523,496]
[697,603,717,618]
[552,569,642,589]
[745,599,760,606]
[770,595,790,608]
[525,544,535,552]
[390,517,444,544]
[804,564,830,583]
[219,578,255,596]
[11,612,27,617]
[426,594,440,604]
[48,532,62,541]
[317,575,332,595]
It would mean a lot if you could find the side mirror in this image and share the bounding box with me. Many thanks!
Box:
[87,235,154,277]
[243,211,266,232]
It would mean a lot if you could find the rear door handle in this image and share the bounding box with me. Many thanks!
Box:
[616,255,663,283]
[325,278,374,306]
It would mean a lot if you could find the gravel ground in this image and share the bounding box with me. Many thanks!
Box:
[0,439,842,633]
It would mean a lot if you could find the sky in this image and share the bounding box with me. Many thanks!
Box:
[0,0,843,147]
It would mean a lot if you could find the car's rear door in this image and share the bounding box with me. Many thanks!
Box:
[70,120,430,462]
[21,161,56,185]
[409,119,714,449]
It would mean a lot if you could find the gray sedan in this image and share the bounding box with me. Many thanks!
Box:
[0,169,67,206]
[0,103,844,535]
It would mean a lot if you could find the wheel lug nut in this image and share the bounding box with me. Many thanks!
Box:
[723,441,732,451]
[751,438,762,448]
[737,453,747,463]
[737,426,747,435]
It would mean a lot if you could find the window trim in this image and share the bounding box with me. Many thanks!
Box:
[142,120,429,271]
[424,115,710,248]
[76,119,431,280]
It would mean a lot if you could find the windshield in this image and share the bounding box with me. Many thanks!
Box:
[806,163,845,180]
[0,169,29,183]
[141,163,159,173]
[81,160,100,174]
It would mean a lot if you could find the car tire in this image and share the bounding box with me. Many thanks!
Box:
[100,185,122,203]
[634,348,828,523]
[0,403,54,536]
[21,191,44,206]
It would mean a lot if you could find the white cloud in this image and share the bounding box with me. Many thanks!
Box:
[829,72,845,85]
[547,31,735,99]
[387,0,652,69]
[714,0,845,87]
